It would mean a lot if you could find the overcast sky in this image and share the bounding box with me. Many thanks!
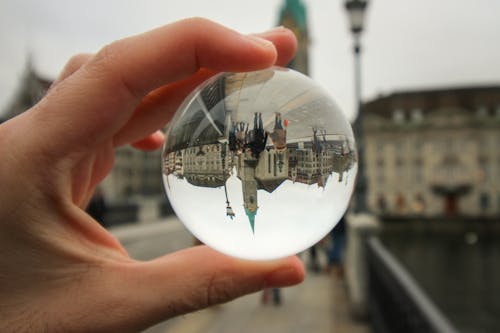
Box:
[1,0,500,120]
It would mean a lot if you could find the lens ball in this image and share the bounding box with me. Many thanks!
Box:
[162,67,357,260]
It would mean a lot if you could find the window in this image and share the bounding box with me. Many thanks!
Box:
[476,105,488,118]
[414,193,425,213]
[478,156,489,182]
[415,138,423,153]
[393,109,405,123]
[376,143,384,154]
[480,193,489,212]
[411,108,423,123]
[377,169,385,184]
[396,193,406,213]
[395,141,405,153]
[415,168,423,183]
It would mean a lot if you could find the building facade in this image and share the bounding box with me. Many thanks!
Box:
[363,86,500,218]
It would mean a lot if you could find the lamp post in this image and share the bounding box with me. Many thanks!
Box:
[221,142,235,219]
[344,0,369,213]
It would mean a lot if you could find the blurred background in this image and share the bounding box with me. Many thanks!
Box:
[1,0,499,332]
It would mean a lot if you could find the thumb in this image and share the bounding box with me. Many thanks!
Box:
[90,246,304,332]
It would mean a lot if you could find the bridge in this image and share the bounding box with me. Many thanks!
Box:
[111,217,459,333]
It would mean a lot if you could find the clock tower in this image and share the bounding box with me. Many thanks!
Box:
[278,0,310,75]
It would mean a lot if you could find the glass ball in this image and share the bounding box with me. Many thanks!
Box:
[162,67,357,260]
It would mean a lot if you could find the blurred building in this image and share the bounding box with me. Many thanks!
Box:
[102,146,163,200]
[363,86,500,218]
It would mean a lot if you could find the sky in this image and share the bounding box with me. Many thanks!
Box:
[1,0,500,121]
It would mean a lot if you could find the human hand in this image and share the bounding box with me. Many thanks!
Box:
[0,18,304,332]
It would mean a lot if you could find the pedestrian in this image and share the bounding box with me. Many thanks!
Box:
[261,287,282,306]
[0,18,304,332]
[308,244,321,273]
[326,215,346,277]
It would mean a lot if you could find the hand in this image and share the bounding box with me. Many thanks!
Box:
[0,18,304,333]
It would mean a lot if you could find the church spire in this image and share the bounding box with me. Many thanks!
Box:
[245,208,257,234]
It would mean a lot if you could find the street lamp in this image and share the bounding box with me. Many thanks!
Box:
[345,0,368,35]
[221,143,235,219]
[344,0,369,213]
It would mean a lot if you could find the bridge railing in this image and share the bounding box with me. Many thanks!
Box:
[366,237,458,333]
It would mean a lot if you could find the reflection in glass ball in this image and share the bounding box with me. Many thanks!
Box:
[162,67,357,260]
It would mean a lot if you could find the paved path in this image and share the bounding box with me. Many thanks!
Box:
[161,272,334,333]
[111,219,371,333]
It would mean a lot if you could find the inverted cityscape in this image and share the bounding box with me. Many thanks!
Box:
[162,69,357,234]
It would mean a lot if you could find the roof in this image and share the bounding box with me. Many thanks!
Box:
[2,61,53,119]
[363,85,500,118]
[256,178,287,193]
[278,0,307,30]
[245,208,257,234]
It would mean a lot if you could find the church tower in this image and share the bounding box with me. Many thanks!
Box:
[2,56,52,121]
[278,0,310,75]
[238,153,259,234]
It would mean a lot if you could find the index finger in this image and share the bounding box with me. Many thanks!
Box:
[114,27,299,148]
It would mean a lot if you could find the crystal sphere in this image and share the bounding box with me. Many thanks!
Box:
[162,67,357,260]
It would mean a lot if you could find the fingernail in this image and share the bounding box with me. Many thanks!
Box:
[265,267,300,287]
[265,25,286,32]
[245,35,274,48]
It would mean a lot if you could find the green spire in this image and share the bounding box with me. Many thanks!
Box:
[278,0,307,30]
[245,208,257,234]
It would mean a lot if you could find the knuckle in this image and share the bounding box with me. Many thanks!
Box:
[53,53,94,87]
[94,41,122,70]
[65,53,92,70]
[205,273,235,307]
[178,17,219,34]
[92,41,141,99]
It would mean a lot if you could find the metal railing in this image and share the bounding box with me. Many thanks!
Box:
[366,237,458,333]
